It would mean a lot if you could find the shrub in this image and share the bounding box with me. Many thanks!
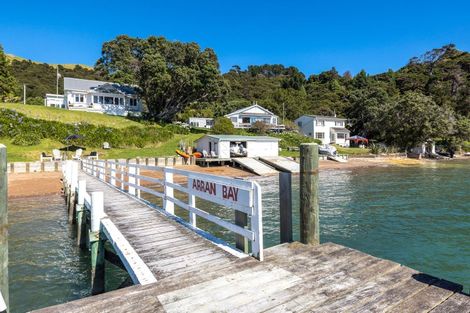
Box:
[273,132,320,150]
[12,132,41,146]
[250,121,269,135]
[212,117,236,134]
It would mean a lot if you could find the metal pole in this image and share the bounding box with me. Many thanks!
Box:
[299,143,320,245]
[0,145,8,312]
[56,67,59,95]
[279,171,293,243]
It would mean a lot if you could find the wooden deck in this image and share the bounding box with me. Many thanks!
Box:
[33,169,469,313]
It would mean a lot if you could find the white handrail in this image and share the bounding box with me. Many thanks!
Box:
[81,158,264,260]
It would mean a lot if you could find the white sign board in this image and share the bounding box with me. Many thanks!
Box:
[188,177,253,213]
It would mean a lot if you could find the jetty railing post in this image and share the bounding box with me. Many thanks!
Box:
[68,161,79,224]
[90,192,105,295]
[136,167,141,199]
[299,143,320,245]
[163,168,174,214]
[76,180,87,248]
[0,145,9,312]
[251,182,264,261]
[120,164,125,190]
[110,162,116,186]
[99,161,105,181]
[188,193,196,227]
[128,165,136,196]
[279,171,293,243]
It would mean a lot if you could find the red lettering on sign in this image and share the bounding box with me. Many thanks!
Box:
[192,179,216,196]
[222,185,239,201]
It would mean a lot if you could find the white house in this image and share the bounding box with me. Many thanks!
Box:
[225,104,285,131]
[195,135,280,159]
[44,77,142,116]
[188,117,214,129]
[295,115,350,147]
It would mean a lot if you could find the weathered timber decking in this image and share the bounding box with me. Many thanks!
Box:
[33,170,469,313]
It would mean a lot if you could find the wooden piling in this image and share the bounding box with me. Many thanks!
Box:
[0,145,8,312]
[299,143,320,245]
[76,180,87,248]
[90,192,105,295]
[68,162,78,224]
[279,171,293,243]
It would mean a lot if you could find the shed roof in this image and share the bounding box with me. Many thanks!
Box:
[197,135,280,142]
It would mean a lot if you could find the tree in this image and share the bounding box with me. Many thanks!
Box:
[0,45,18,101]
[212,117,236,134]
[387,92,454,149]
[96,35,226,122]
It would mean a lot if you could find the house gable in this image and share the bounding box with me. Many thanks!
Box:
[226,104,277,117]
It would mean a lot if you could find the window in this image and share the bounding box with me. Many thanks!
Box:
[315,132,325,139]
[99,96,104,104]
[230,117,237,123]
[129,98,138,106]
[104,96,114,104]
[114,98,119,105]
[242,117,251,124]
[297,121,302,127]
[119,98,124,105]
[74,94,84,103]
[335,121,344,126]
[316,120,325,126]
[93,96,98,103]
[337,133,346,139]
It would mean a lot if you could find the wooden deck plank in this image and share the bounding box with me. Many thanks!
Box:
[430,292,470,313]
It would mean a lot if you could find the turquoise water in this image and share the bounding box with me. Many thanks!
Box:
[8,195,128,313]
[8,159,470,311]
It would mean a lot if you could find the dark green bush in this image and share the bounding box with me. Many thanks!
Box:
[273,132,321,150]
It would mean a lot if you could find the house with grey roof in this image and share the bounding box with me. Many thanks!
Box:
[195,135,280,158]
[44,77,142,116]
[225,103,285,131]
[295,115,350,147]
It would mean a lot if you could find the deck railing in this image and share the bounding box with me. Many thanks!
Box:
[81,158,264,260]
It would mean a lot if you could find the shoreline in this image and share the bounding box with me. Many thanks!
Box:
[7,156,468,198]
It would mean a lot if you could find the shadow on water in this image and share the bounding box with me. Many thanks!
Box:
[8,195,128,313]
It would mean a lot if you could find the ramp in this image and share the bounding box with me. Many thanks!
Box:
[259,156,300,173]
[232,157,278,176]
[327,155,348,163]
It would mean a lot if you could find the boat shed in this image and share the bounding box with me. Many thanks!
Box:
[195,135,280,159]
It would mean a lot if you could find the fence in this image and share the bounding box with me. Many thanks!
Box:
[81,158,264,260]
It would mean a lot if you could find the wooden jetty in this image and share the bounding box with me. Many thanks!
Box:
[28,144,469,313]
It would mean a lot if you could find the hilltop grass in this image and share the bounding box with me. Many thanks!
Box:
[1,133,204,162]
[0,103,143,129]
[6,54,93,70]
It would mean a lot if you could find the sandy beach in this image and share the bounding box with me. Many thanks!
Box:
[7,156,465,198]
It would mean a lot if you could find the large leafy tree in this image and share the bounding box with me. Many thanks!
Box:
[0,45,18,101]
[387,92,454,149]
[96,35,226,122]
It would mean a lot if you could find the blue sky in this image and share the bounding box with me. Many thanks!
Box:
[1,0,469,75]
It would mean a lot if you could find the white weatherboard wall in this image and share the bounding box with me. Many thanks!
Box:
[246,141,278,157]
[295,115,350,147]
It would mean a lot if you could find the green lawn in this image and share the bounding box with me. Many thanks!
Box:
[0,103,143,129]
[1,133,204,162]
[280,145,370,158]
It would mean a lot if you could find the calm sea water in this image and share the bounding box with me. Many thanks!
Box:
[8,159,470,311]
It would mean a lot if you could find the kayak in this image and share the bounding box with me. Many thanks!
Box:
[175,149,190,159]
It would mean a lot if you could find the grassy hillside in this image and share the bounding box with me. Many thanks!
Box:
[0,103,143,129]
[6,53,93,70]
